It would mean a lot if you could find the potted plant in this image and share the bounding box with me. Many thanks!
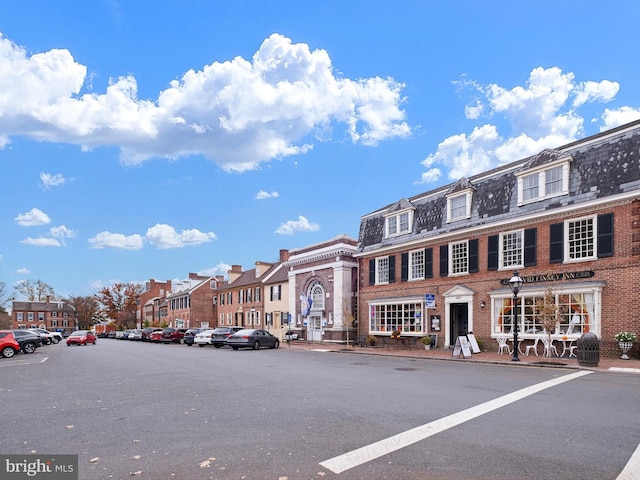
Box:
[614,332,637,359]
[391,330,401,339]
[366,335,377,347]
[421,336,433,350]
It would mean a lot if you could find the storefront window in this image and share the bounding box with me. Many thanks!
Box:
[369,301,424,334]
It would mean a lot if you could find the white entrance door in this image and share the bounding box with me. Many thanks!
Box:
[309,315,323,341]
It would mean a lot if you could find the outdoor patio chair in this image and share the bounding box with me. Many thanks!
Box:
[525,337,540,356]
[496,335,511,354]
[541,336,559,357]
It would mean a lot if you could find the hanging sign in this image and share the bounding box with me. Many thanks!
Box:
[425,293,436,308]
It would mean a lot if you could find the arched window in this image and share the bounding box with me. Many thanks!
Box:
[310,282,325,310]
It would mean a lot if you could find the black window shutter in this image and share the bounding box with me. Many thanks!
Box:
[549,223,564,263]
[487,235,498,271]
[401,253,409,282]
[469,239,479,273]
[389,255,396,283]
[524,228,537,266]
[270,286,273,301]
[369,259,375,285]
[425,248,433,278]
[597,213,614,257]
[439,245,448,277]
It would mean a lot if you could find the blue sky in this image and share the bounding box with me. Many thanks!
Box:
[1,0,639,299]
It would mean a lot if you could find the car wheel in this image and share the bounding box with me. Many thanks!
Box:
[253,341,260,350]
[198,344,205,347]
[214,344,221,348]
[232,346,238,350]
[22,342,36,354]
[272,340,280,349]
[51,337,60,344]
[2,346,17,358]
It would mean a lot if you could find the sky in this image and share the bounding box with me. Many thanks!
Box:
[1,0,640,300]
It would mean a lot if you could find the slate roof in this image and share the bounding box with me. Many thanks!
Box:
[12,300,75,313]
[358,119,640,252]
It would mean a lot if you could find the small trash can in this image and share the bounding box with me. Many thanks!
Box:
[576,332,599,367]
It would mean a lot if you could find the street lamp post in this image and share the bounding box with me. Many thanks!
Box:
[508,271,524,362]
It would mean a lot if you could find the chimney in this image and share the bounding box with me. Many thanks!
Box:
[46,295,50,303]
[228,265,243,284]
[279,249,290,262]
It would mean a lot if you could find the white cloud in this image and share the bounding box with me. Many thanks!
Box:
[15,208,51,226]
[40,172,67,188]
[256,190,279,199]
[419,67,635,183]
[0,32,410,172]
[274,215,320,235]
[145,224,216,249]
[88,232,144,250]
[198,262,232,278]
[16,268,30,274]
[600,106,640,130]
[20,225,76,247]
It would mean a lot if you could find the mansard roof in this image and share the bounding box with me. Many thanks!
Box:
[358,119,640,252]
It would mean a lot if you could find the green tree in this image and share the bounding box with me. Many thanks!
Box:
[95,282,142,329]
[13,279,56,301]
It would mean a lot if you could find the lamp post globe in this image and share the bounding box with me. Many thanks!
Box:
[508,271,524,362]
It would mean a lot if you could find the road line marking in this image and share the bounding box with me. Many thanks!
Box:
[608,367,640,374]
[617,442,640,480]
[320,370,592,474]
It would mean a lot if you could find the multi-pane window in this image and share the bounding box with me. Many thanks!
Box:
[449,195,467,220]
[28,313,34,322]
[567,217,595,260]
[38,312,45,322]
[376,257,389,284]
[311,283,325,310]
[369,301,424,334]
[17,313,23,321]
[500,230,523,268]
[518,161,569,204]
[385,210,413,237]
[409,250,425,280]
[450,241,468,275]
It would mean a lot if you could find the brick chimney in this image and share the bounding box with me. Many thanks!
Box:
[228,265,243,284]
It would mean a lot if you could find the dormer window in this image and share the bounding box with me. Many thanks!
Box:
[385,210,413,238]
[517,158,570,205]
[446,190,472,222]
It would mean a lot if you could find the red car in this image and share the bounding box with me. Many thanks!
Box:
[66,330,97,346]
[0,331,21,358]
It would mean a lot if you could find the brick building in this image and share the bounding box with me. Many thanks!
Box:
[165,273,223,329]
[286,235,358,343]
[137,279,172,328]
[12,297,76,333]
[355,120,640,357]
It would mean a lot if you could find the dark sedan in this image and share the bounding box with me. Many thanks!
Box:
[11,330,43,354]
[227,329,280,350]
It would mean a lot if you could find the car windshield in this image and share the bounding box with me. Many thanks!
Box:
[71,331,88,336]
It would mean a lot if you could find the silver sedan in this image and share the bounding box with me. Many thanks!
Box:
[227,329,280,350]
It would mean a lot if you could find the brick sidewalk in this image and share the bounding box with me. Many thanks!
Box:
[283,340,640,374]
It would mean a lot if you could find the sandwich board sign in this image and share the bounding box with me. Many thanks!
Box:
[467,333,481,354]
[452,336,472,358]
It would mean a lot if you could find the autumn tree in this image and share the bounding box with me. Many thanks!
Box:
[94,282,143,329]
[13,279,56,301]
[65,295,100,330]
[533,286,563,358]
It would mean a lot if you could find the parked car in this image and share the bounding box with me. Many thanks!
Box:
[66,330,97,346]
[182,328,204,346]
[227,329,280,350]
[0,331,21,358]
[128,329,143,341]
[284,330,299,341]
[161,328,188,344]
[28,328,63,344]
[25,328,52,345]
[211,326,243,348]
[116,329,133,340]
[149,330,164,343]
[9,330,43,354]
[107,331,117,339]
[141,327,163,341]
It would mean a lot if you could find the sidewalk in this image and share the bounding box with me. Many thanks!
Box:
[283,340,640,374]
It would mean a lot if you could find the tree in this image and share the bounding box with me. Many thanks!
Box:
[65,295,100,330]
[95,282,143,329]
[13,279,56,301]
[533,286,563,359]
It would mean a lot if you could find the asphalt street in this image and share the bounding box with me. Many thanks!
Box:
[1,339,639,480]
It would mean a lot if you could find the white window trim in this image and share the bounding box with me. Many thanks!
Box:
[384,209,414,238]
[449,240,469,276]
[516,159,570,206]
[498,229,524,270]
[375,256,390,285]
[408,249,425,281]
[446,190,472,223]
[564,214,597,263]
